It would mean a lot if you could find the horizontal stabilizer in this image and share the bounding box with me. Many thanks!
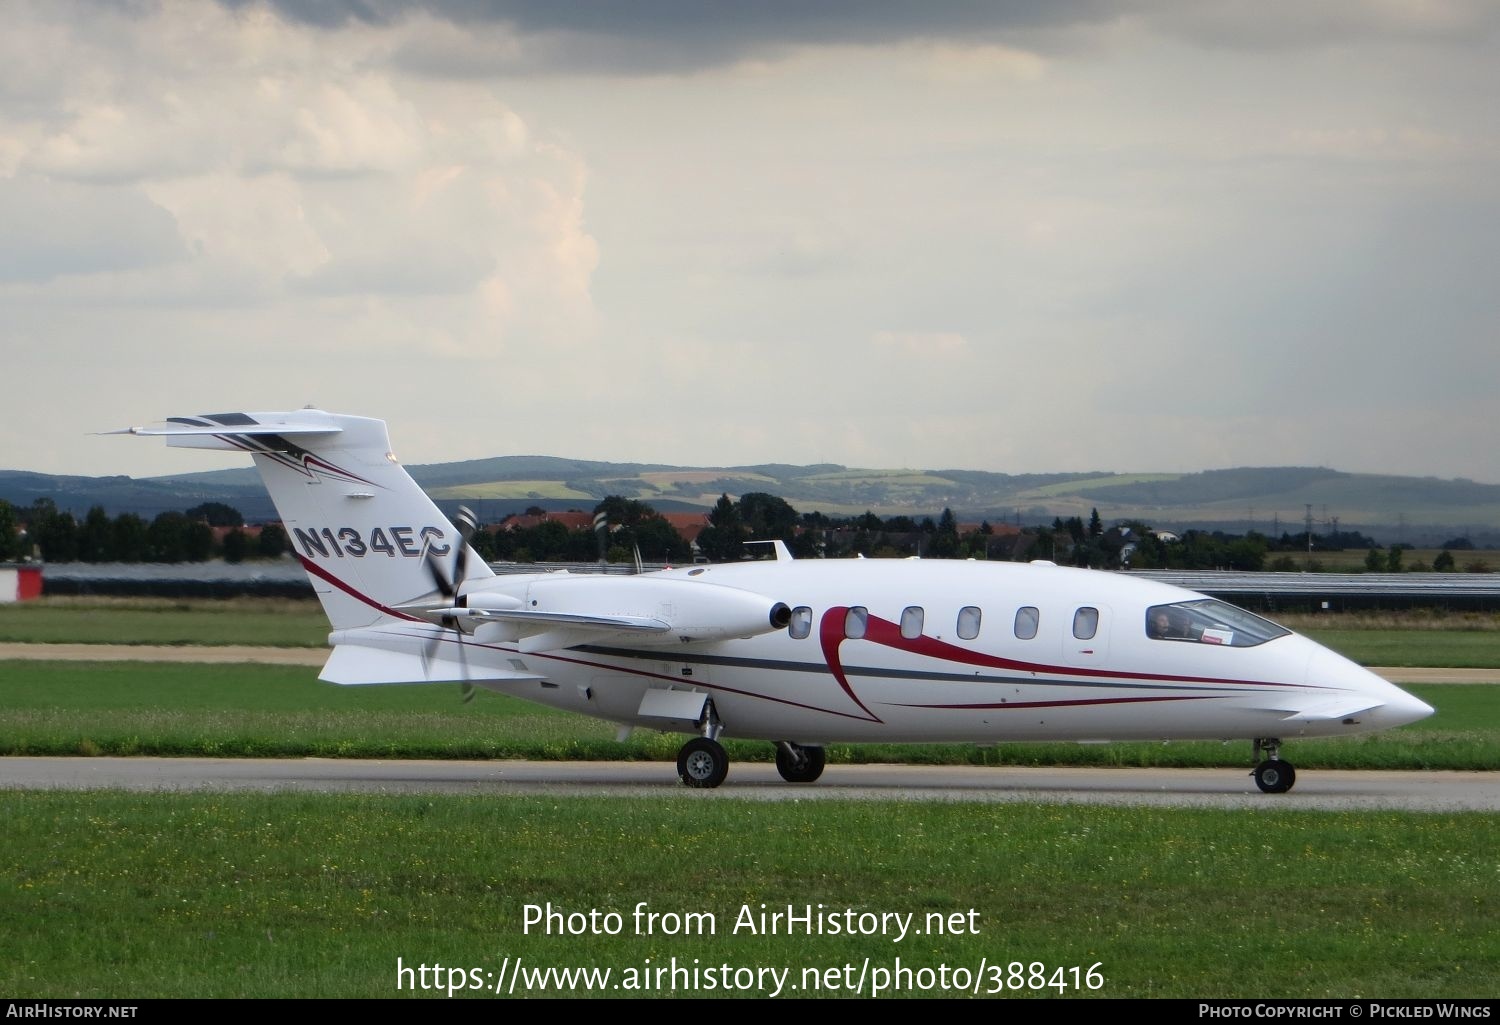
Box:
[108,412,342,437]
[320,644,544,686]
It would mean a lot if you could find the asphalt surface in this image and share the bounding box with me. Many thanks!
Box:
[3,757,1496,811]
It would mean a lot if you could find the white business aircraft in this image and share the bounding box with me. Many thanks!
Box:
[119,409,1435,792]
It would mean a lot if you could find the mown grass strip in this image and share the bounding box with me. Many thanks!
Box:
[1295,629,1500,668]
[0,661,1493,769]
[0,597,327,648]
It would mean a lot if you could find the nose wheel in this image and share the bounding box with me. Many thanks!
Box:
[1251,738,1296,794]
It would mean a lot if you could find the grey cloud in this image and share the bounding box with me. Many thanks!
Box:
[1145,0,1500,51]
[222,0,1121,73]
[0,179,186,283]
[218,1,1500,72]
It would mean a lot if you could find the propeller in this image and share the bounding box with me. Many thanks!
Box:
[425,505,478,610]
[422,505,479,698]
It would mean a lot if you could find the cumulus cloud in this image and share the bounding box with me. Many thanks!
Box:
[1,1,599,348]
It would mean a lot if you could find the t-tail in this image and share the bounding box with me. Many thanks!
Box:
[116,410,505,684]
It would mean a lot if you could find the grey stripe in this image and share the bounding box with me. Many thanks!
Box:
[571,645,1281,695]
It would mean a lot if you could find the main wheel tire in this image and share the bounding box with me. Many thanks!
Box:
[678,737,729,789]
[1253,759,1296,794]
[775,744,827,784]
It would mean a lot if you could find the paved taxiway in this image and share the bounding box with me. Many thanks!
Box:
[3,757,1496,811]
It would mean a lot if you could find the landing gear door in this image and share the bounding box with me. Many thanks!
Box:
[617,657,713,732]
[1064,604,1110,667]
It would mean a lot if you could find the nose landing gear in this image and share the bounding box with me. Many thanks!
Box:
[1251,737,1297,794]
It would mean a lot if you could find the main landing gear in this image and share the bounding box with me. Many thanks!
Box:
[775,742,826,784]
[677,737,729,789]
[677,699,730,789]
[674,701,828,789]
[1251,737,1297,794]
[677,738,828,788]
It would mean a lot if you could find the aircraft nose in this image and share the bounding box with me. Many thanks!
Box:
[1376,684,1436,729]
[1306,647,1435,729]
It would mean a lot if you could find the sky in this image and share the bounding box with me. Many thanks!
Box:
[3,0,1498,483]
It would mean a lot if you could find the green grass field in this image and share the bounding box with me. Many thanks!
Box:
[0,597,328,647]
[2,600,1497,1001]
[2,792,1495,999]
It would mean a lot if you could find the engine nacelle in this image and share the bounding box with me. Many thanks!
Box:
[524,575,789,644]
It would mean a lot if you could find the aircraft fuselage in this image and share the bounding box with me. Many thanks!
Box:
[456,558,1427,747]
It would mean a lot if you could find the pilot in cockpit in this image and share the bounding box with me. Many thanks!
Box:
[1149,607,1198,641]
[1149,609,1172,639]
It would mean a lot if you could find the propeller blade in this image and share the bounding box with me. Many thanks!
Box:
[424,549,456,600]
[421,506,480,687]
[450,505,478,600]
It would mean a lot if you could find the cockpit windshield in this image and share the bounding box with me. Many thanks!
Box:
[1144,599,1291,648]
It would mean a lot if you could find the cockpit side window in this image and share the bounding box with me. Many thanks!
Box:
[1145,599,1291,648]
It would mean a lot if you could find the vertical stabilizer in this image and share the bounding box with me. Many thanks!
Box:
[121,410,492,631]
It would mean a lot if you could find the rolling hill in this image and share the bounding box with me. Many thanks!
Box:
[4,459,1499,547]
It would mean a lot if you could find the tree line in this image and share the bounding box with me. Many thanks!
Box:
[0,499,288,564]
[3,492,1485,573]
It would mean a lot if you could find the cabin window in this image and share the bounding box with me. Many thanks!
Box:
[957,606,982,640]
[788,606,812,640]
[1014,606,1039,640]
[845,606,868,639]
[1073,607,1099,640]
[1146,599,1291,648]
[900,606,924,640]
